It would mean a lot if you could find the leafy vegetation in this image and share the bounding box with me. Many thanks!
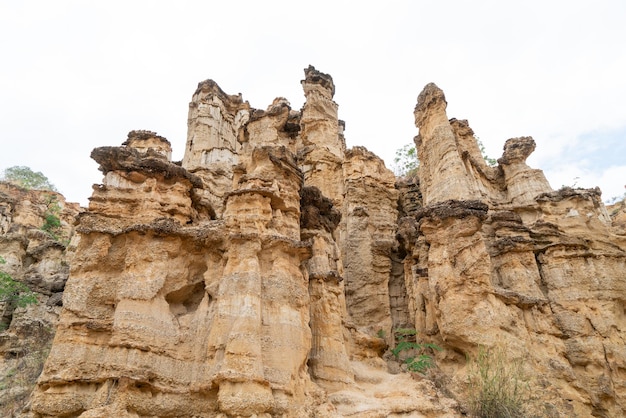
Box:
[0,257,38,310]
[467,345,530,418]
[1,166,57,191]
[391,328,442,374]
[475,137,497,166]
[41,194,64,240]
[1,166,66,241]
[393,136,496,176]
[393,144,419,176]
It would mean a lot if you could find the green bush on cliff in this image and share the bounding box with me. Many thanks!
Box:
[41,194,63,240]
[0,256,38,309]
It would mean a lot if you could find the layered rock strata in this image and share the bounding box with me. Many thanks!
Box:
[183,80,251,218]
[404,83,626,417]
[28,68,458,417]
[23,72,626,418]
[342,147,398,340]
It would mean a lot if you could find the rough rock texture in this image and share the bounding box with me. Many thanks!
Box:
[0,182,80,416]
[414,84,482,205]
[27,68,459,417]
[183,80,251,218]
[607,196,626,236]
[342,147,398,340]
[403,83,626,417]
[21,73,626,417]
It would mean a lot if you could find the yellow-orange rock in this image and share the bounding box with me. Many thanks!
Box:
[24,71,626,418]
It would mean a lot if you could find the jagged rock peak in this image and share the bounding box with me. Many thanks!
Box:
[121,130,173,161]
[194,78,243,102]
[498,136,537,165]
[344,146,390,169]
[302,65,335,97]
[414,82,447,127]
[249,97,292,122]
[191,79,249,116]
[123,130,171,146]
[449,118,475,137]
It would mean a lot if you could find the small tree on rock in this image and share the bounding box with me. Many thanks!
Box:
[1,166,57,191]
[393,144,419,177]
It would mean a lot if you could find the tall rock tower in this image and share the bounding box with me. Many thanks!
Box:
[182,80,250,217]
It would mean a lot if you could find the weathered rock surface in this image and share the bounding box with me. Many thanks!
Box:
[26,68,460,417]
[0,182,80,416]
[15,72,625,418]
[405,83,626,417]
[608,197,626,235]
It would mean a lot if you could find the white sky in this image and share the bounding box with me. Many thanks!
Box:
[1,0,625,206]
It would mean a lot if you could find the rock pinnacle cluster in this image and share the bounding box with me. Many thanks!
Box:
[0,67,623,417]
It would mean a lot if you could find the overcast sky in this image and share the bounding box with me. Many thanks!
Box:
[1,1,625,206]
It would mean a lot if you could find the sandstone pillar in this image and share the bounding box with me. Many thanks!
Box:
[300,186,354,390]
[298,65,345,205]
[210,143,313,415]
[342,147,398,341]
[414,83,481,205]
[31,136,223,417]
[498,136,552,205]
[415,201,524,352]
[182,80,250,217]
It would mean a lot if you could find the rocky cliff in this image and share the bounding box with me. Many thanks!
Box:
[0,182,80,416]
[408,84,624,417]
[6,67,625,417]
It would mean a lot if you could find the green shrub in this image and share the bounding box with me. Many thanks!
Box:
[0,257,38,309]
[392,328,442,374]
[40,194,64,241]
[467,345,529,418]
[41,213,61,234]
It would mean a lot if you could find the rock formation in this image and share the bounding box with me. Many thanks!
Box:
[404,83,625,417]
[0,182,79,416]
[10,69,624,417]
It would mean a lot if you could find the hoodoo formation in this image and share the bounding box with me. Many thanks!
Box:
[1,66,624,417]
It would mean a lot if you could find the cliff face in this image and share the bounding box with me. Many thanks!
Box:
[407,84,625,417]
[0,182,80,416]
[19,70,626,417]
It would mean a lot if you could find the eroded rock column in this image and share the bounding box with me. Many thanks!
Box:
[498,136,552,205]
[300,186,354,390]
[414,83,480,205]
[297,66,358,387]
[342,147,398,339]
[298,65,345,205]
[183,80,250,218]
[415,201,526,352]
[211,143,314,416]
[31,135,225,417]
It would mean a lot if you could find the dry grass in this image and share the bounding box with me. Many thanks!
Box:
[467,345,530,418]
